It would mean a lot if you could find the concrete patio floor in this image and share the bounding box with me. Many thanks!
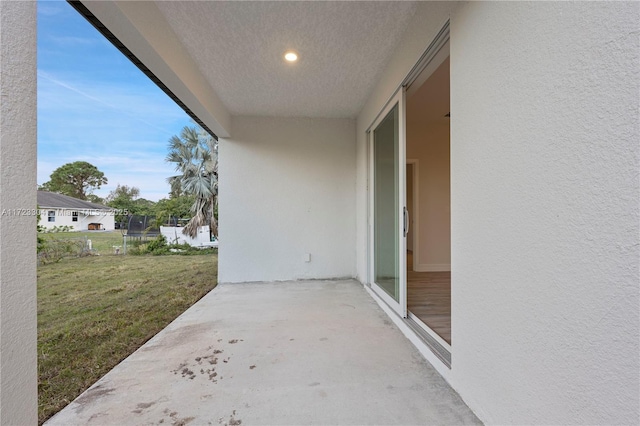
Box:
[47,280,481,425]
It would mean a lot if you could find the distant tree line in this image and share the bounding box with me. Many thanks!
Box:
[38,123,218,238]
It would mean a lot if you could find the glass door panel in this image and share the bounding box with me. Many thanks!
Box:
[369,88,406,317]
[374,104,400,301]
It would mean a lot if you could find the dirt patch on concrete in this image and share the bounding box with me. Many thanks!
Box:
[162,408,195,426]
[171,345,236,384]
[171,362,197,380]
[132,400,157,414]
[161,323,214,348]
[73,385,115,412]
[219,410,242,426]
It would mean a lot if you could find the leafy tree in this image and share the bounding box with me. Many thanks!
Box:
[133,198,157,217]
[86,194,105,204]
[105,185,157,227]
[153,194,196,226]
[105,184,140,204]
[168,177,185,199]
[166,125,218,238]
[106,184,140,223]
[37,182,52,192]
[41,161,107,200]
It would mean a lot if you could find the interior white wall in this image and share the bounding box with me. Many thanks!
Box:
[449,2,639,424]
[356,1,458,282]
[219,116,356,283]
[0,1,38,423]
[406,121,451,271]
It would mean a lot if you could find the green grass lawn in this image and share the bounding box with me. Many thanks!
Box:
[37,253,218,424]
[40,230,125,255]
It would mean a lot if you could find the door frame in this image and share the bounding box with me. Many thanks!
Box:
[402,22,452,356]
[406,159,419,272]
[367,87,407,318]
[365,20,452,367]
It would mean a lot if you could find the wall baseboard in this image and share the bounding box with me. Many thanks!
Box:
[414,263,451,272]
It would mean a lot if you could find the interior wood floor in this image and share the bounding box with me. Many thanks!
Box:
[407,252,451,344]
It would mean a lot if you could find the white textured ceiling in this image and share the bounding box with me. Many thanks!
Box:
[154,1,418,118]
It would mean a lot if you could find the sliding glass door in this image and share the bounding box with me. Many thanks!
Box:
[369,89,406,317]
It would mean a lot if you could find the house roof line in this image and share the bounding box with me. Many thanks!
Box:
[37,191,114,211]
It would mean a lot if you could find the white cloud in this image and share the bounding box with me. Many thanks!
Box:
[50,35,101,46]
[38,3,63,17]
[37,160,57,184]
[95,170,173,202]
[38,71,183,136]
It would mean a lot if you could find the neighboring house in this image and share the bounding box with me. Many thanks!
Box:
[0,2,638,425]
[37,191,115,231]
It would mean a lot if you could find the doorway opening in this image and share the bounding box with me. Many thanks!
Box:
[366,23,450,362]
[405,56,451,346]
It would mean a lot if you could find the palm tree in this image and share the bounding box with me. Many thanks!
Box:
[166,124,218,239]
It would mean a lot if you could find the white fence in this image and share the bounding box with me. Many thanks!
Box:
[160,225,218,248]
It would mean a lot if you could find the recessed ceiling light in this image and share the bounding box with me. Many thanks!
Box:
[284,51,298,62]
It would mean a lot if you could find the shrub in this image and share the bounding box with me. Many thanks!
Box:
[43,225,75,233]
[125,235,217,256]
[37,238,90,264]
[126,244,146,256]
[147,235,168,255]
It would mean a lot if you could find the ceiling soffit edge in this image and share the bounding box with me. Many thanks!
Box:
[73,0,231,138]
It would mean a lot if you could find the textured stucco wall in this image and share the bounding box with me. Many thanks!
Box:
[0,1,38,424]
[219,116,356,283]
[449,2,639,424]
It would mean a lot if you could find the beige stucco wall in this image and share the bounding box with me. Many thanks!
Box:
[219,116,356,283]
[448,2,639,423]
[0,1,38,423]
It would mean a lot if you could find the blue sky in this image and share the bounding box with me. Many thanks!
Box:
[38,0,192,201]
